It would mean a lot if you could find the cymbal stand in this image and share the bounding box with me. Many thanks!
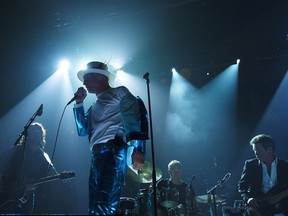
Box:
[143,72,157,216]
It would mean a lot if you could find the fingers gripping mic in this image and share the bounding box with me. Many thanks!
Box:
[67,87,86,105]
[37,104,43,116]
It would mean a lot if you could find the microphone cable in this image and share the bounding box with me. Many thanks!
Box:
[47,103,69,174]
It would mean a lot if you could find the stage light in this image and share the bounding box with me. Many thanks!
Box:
[116,69,124,77]
[172,68,177,73]
[59,60,70,70]
[236,59,240,64]
[55,60,70,76]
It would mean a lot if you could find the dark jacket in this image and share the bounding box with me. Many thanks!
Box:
[238,158,288,214]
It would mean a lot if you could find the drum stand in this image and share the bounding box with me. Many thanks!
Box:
[143,72,158,216]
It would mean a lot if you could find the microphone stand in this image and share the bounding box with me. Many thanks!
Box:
[14,104,43,146]
[143,72,157,216]
[206,183,219,216]
[206,173,230,216]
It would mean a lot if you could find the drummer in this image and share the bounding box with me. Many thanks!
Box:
[156,160,200,215]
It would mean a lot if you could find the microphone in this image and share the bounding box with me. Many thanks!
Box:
[67,87,86,105]
[219,173,231,186]
[66,96,77,106]
[143,72,149,80]
[37,104,43,116]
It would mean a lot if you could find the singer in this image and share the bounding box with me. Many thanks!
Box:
[238,134,288,215]
[71,61,149,215]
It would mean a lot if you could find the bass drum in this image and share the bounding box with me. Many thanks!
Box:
[117,197,136,216]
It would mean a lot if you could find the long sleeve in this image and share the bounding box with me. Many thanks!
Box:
[238,159,263,203]
[120,95,149,142]
[73,104,90,137]
[238,160,251,203]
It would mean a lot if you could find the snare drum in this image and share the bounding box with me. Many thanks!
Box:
[159,188,179,208]
[117,197,136,215]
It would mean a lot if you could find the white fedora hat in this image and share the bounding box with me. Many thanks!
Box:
[77,61,114,82]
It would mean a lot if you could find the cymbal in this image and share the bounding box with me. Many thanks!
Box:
[195,194,226,204]
[127,161,162,183]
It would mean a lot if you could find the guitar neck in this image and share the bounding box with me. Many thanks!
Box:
[31,174,61,187]
[268,188,288,205]
[29,171,75,187]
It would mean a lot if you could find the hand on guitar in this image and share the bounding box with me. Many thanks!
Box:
[245,198,263,216]
[247,197,261,209]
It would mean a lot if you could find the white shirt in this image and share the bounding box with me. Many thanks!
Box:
[90,87,128,146]
[261,159,277,194]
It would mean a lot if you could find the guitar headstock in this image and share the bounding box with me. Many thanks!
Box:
[59,171,75,181]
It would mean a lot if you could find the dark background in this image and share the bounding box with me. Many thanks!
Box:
[0,0,288,214]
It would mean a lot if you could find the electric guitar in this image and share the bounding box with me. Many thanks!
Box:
[25,171,75,190]
[245,187,288,216]
[20,171,75,203]
[0,171,75,212]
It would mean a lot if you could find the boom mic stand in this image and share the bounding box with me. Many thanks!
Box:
[206,185,218,216]
[14,104,43,146]
[206,173,231,216]
[143,72,157,216]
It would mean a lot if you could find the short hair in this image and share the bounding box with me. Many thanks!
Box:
[168,160,182,171]
[250,134,275,151]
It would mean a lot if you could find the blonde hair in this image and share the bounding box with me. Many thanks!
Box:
[168,160,182,171]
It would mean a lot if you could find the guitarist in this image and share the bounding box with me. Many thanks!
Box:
[0,122,57,214]
[238,134,288,216]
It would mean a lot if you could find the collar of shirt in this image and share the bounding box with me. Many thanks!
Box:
[261,157,278,193]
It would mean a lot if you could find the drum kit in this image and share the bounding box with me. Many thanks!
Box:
[122,161,162,216]
[126,161,163,184]
[121,161,226,216]
[159,187,179,208]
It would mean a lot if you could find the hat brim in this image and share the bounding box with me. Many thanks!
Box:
[77,68,114,82]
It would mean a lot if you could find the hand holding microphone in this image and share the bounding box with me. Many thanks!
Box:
[67,87,87,105]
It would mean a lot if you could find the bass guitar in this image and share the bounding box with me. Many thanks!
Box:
[245,186,288,216]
